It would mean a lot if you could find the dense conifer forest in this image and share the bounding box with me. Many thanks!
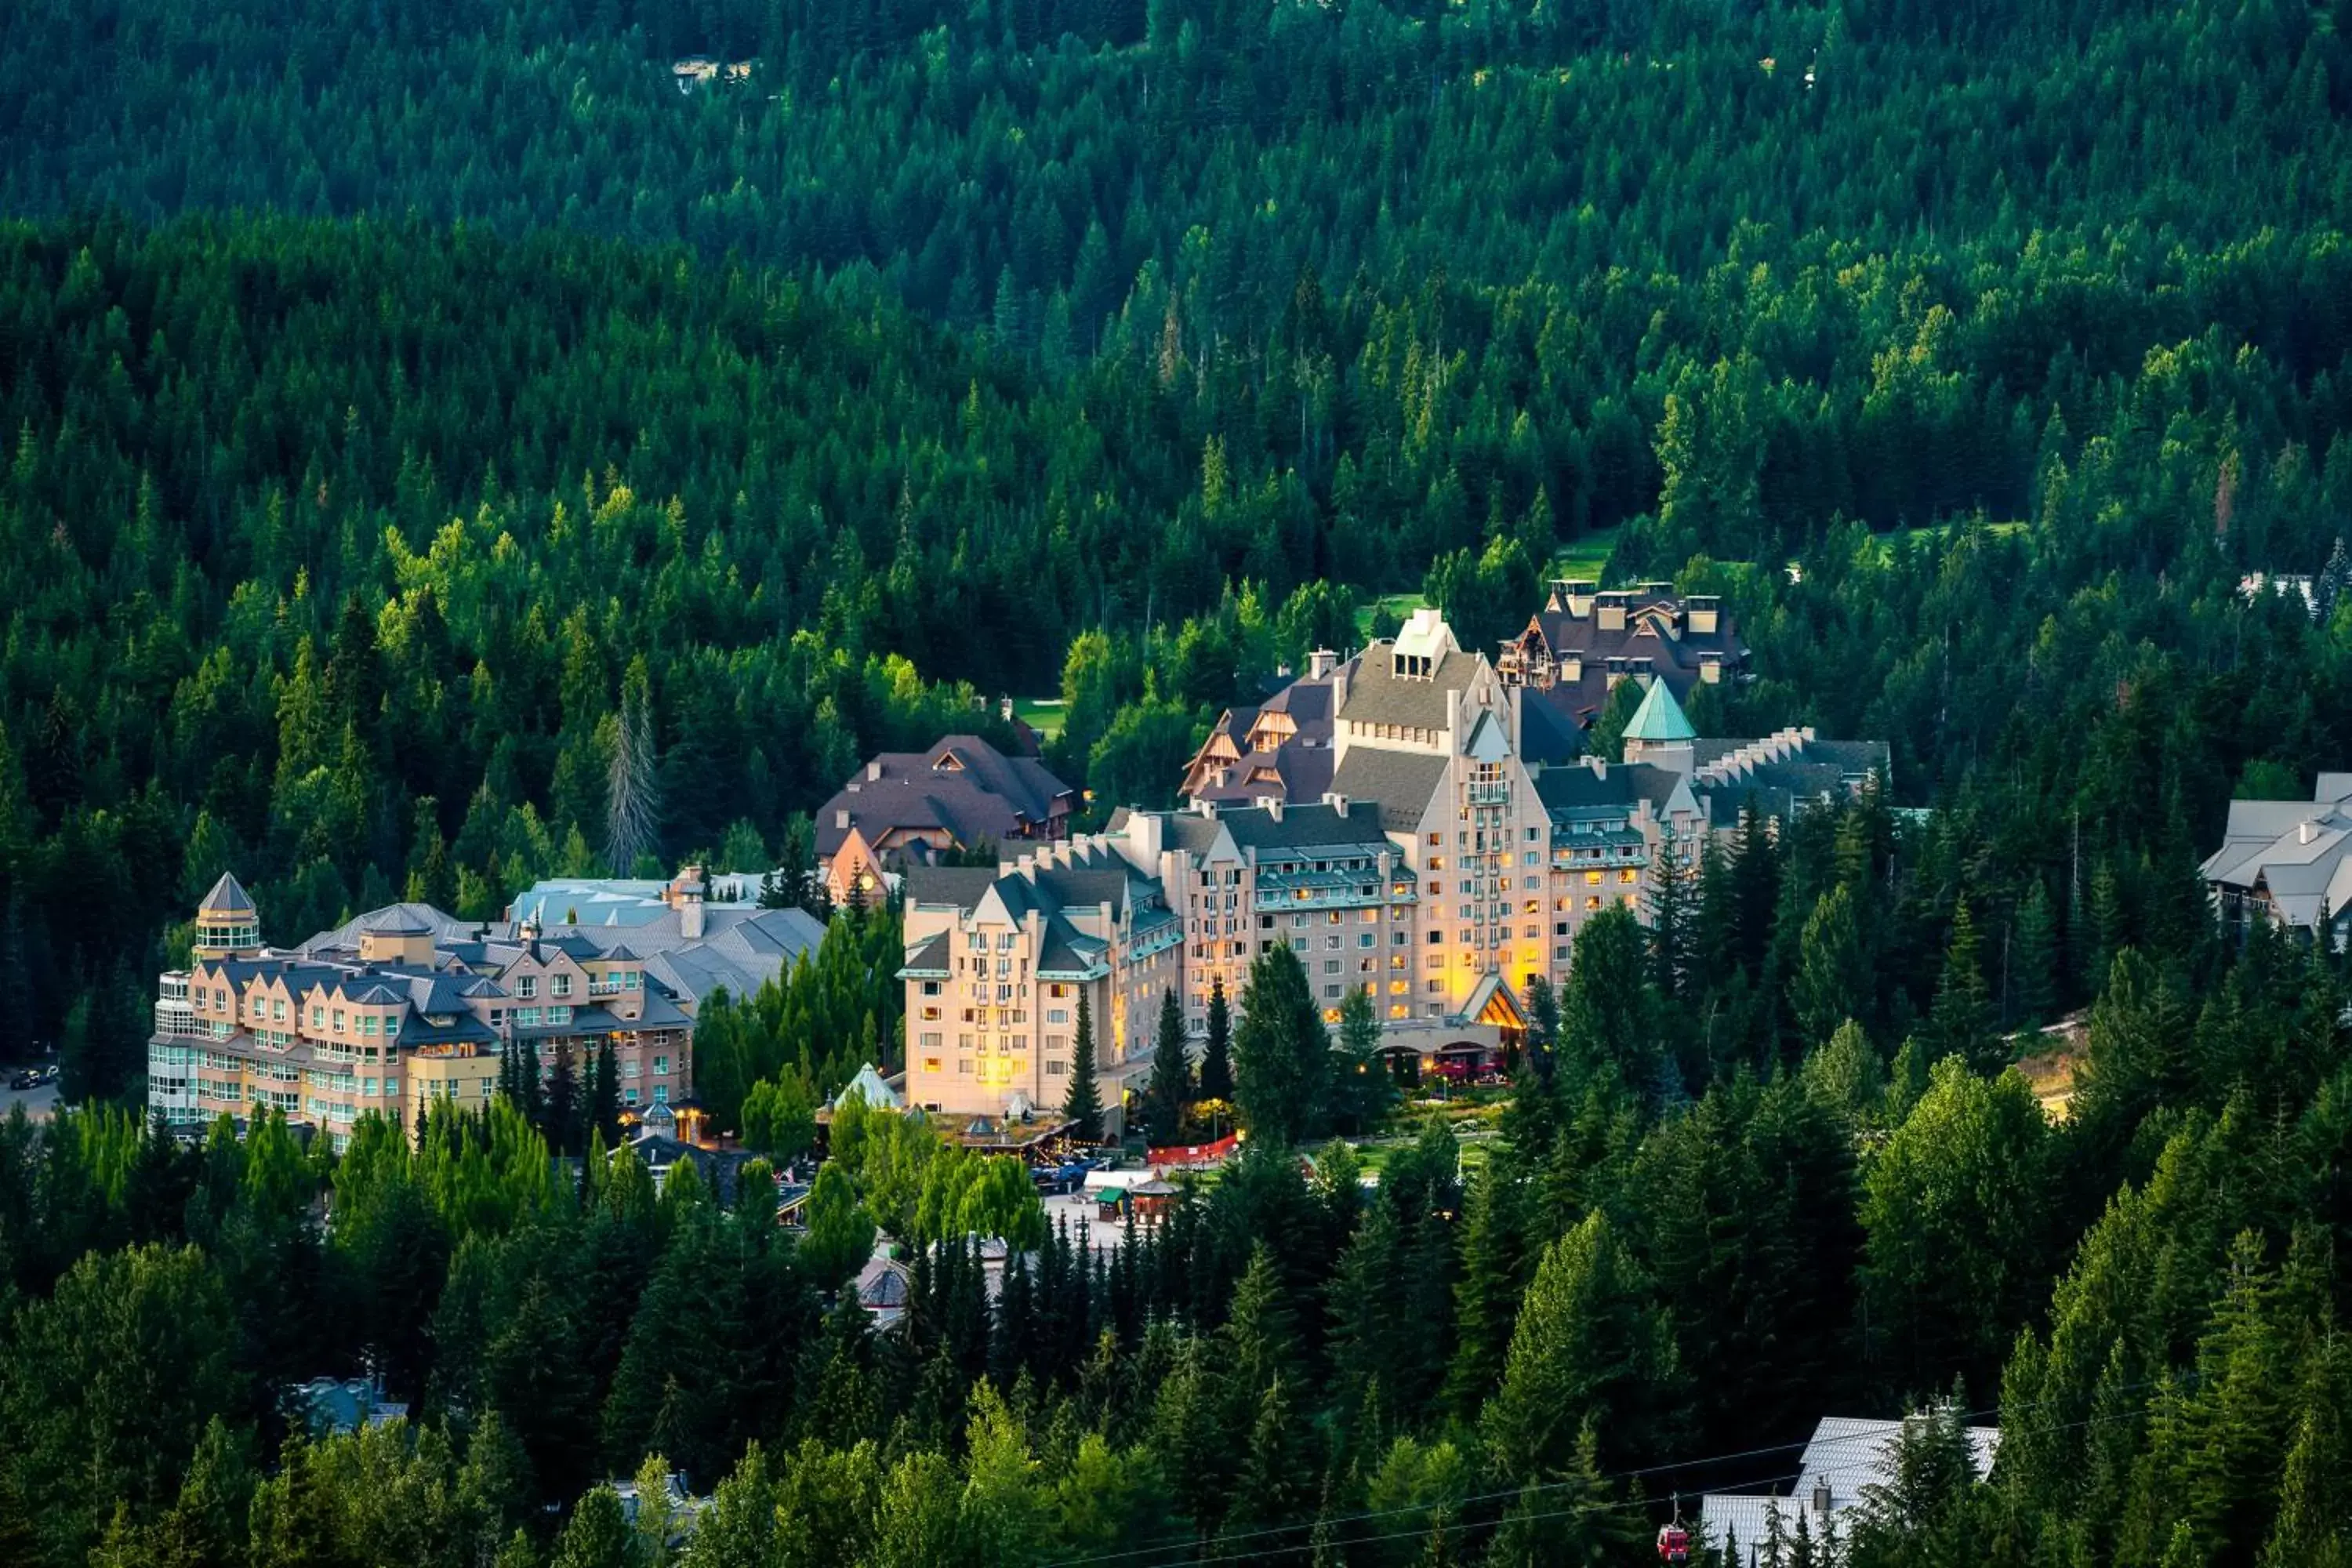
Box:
[2,0,2352,1561]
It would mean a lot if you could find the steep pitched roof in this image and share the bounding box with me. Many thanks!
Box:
[815,736,1073,858]
[1334,641,1471,729]
[1327,750,1450,829]
[199,872,256,916]
[904,866,1013,909]
[1624,678,1697,742]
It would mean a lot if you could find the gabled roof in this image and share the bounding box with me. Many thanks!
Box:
[815,736,1073,858]
[199,872,256,916]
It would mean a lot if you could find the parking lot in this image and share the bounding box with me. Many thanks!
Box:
[0,1079,59,1120]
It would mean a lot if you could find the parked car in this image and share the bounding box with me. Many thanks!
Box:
[8,1071,38,1091]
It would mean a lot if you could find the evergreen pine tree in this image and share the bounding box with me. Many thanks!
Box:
[545,1040,579,1156]
[1926,901,2002,1074]
[1199,975,1236,1105]
[1142,988,1193,1146]
[1649,829,1693,999]
[1232,946,1330,1145]
[1443,1167,1523,1419]
[1333,985,1394,1134]
[1790,884,1869,1048]
[2010,879,2060,1030]
[1063,991,1103,1142]
[590,1037,621,1149]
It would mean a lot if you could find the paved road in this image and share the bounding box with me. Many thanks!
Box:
[0,1082,60,1120]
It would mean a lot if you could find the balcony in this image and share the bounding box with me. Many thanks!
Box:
[154,1000,201,1039]
[1467,783,1510,806]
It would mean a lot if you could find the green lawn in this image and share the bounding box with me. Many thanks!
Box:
[1548,524,1621,583]
[1353,591,1430,641]
[1012,698,1065,740]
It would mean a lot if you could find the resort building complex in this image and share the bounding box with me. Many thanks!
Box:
[147,869,823,1147]
[906,607,1886,1123]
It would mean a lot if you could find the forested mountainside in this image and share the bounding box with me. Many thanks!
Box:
[1,0,2351,1563]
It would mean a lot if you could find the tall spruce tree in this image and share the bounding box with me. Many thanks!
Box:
[1649,830,1694,999]
[1332,985,1394,1134]
[2009,880,2060,1029]
[1199,975,1235,1105]
[544,1040,579,1156]
[1232,946,1329,1145]
[1791,884,1870,1048]
[590,1038,620,1150]
[1062,991,1103,1143]
[1926,901,2002,1074]
[1142,988,1192,1145]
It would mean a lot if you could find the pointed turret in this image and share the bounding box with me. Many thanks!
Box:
[1621,678,1697,765]
[199,871,256,917]
[192,871,261,959]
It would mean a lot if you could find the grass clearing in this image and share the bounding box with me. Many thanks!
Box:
[1012,698,1066,740]
[1354,591,1430,641]
[1548,524,1621,583]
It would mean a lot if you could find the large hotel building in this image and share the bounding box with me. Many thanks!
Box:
[148,869,822,1149]
[901,608,1886,1122]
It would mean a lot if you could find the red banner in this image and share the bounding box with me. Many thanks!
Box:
[1147,1134,1238,1169]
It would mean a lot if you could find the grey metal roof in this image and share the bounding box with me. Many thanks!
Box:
[200,872,257,916]
[302,903,486,956]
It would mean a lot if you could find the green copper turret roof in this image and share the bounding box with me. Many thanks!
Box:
[1623,678,1697,742]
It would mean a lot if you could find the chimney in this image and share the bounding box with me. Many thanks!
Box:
[1308,648,1338,681]
[1595,592,1628,632]
[2301,818,2321,845]
[1698,650,1723,684]
[835,808,851,829]
[1324,793,1350,817]
[1688,594,1722,634]
[1266,800,1283,823]
[867,760,883,782]
[1811,1481,1832,1520]
[1562,579,1598,618]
